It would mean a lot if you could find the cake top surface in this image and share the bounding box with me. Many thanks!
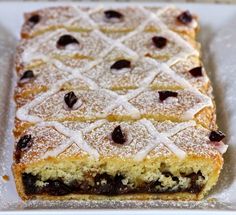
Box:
[14,5,227,164]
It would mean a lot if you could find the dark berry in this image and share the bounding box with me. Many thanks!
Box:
[16,135,32,150]
[20,70,34,81]
[163,171,179,182]
[64,91,78,109]
[149,179,162,191]
[46,180,71,196]
[94,173,113,184]
[186,171,204,194]
[163,171,172,177]
[114,174,125,184]
[104,10,123,19]
[152,36,168,49]
[177,11,193,24]
[57,35,79,49]
[14,150,21,163]
[158,91,178,102]
[94,173,116,195]
[209,131,225,142]
[78,182,91,193]
[114,174,129,194]
[189,66,203,77]
[111,125,126,144]
[28,14,41,26]
[22,173,38,195]
[110,59,131,70]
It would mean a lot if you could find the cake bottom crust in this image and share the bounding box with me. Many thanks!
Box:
[32,192,202,201]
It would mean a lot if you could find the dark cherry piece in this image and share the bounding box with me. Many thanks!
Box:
[110,59,131,70]
[152,36,168,49]
[209,131,225,142]
[158,91,178,102]
[189,66,203,77]
[27,14,41,26]
[104,10,123,19]
[16,135,32,150]
[20,70,34,80]
[57,34,79,49]
[111,125,126,144]
[64,91,78,109]
[177,11,193,24]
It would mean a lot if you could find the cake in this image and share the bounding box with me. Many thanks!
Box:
[12,5,227,201]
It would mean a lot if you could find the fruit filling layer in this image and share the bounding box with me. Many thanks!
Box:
[22,171,205,196]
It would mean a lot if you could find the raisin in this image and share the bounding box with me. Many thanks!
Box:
[57,35,79,49]
[114,174,125,184]
[189,66,203,77]
[186,171,204,194]
[152,36,168,49]
[148,179,162,192]
[22,173,38,195]
[94,173,116,195]
[28,14,40,26]
[172,176,179,182]
[20,70,34,81]
[14,150,21,163]
[110,59,131,70]
[15,135,32,163]
[104,10,123,19]
[16,135,32,150]
[209,131,225,142]
[94,173,113,184]
[111,125,126,144]
[64,91,78,109]
[45,180,71,196]
[177,11,193,24]
[158,91,178,101]
[163,171,179,182]
[70,180,92,193]
[114,174,130,194]
[79,182,92,193]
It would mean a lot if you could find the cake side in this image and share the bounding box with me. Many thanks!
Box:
[12,119,225,201]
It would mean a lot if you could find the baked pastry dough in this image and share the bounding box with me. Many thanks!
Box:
[12,5,227,201]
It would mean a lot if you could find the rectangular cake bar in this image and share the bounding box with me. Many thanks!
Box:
[12,5,227,201]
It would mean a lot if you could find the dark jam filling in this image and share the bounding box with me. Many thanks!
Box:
[22,171,204,196]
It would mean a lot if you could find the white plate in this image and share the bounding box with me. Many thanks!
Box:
[0,1,236,214]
